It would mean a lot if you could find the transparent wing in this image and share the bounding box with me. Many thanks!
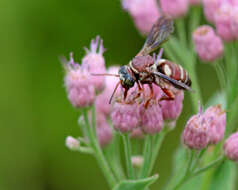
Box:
[137,16,174,56]
[152,71,194,91]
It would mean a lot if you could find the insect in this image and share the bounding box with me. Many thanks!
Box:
[93,16,192,106]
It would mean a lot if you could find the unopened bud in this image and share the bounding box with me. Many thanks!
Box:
[65,136,80,150]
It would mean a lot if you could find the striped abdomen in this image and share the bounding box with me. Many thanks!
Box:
[157,59,191,87]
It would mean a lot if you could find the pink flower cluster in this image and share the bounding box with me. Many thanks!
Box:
[203,0,238,41]
[121,0,202,34]
[64,37,115,147]
[111,88,184,135]
[193,25,224,62]
[121,0,160,35]
[224,132,238,162]
[182,104,226,150]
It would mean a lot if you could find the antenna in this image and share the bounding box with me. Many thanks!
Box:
[91,73,119,77]
[109,81,120,104]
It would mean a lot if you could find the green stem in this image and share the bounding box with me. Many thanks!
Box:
[213,61,227,91]
[172,150,195,190]
[122,133,135,179]
[83,109,117,187]
[140,135,152,178]
[186,58,203,111]
[173,156,225,190]
[188,6,201,50]
[192,156,225,178]
[176,19,187,47]
[148,129,168,175]
[91,104,96,138]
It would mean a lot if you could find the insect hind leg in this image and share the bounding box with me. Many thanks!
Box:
[159,88,175,101]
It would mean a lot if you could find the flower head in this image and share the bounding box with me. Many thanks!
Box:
[214,2,238,41]
[224,132,238,162]
[182,108,210,150]
[160,0,189,18]
[65,136,80,150]
[64,53,95,108]
[82,36,106,91]
[96,114,113,147]
[111,102,140,133]
[139,102,164,134]
[130,128,145,139]
[189,0,201,5]
[122,0,160,35]
[160,91,184,121]
[96,67,120,116]
[193,25,224,62]
[202,0,222,23]
[204,104,226,144]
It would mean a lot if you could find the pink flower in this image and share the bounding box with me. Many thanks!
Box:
[82,36,106,91]
[122,0,160,35]
[64,53,95,108]
[202,0,222,23]
[65,136,80,150]
[189,0,201,5]
[96,67,120,116]
[215,2,236,41]
[231,7,238,39]
[160,91,184,121]
[139,102,164,134]
[111,102,140,133]
[193,25,224,62]
[213,1,238,41]
[182,110,210,150]
[224,132,238,162]
[97,121,113,147]
[203,105,226,144]
[130,128,145,139]
[160,0,189,18]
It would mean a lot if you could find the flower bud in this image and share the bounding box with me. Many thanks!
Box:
[160,0,189,18]
[65,136,80,150]
[202,0,222,23]
[193,25,224,62]
[189,0,201,5]
[131,155,144,168]
[111,102,140,133]
[231,8,238,39]
[139,102,164,134]
[96,67,120,116]
[182,112,210,150]
[160,91,184,121]
[204,105,226,144]
[130,128,145,139]
[224,132,238,162]
[82,36,106,91]
[64,53,95,108]
[122,0,160,35]
[96,117,113,147]
[215,3,236,41]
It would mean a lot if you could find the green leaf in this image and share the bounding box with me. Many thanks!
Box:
[205,91,226,109]
[173,146,187,173]
[113,175,159,190]
[209,160,237,190]
[182,175,202,190]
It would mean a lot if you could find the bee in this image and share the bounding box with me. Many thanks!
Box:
[93,16,192,106]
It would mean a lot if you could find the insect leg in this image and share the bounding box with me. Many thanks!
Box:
[131,81,144,102]
[160,88,175,101]
[144,84,154,108]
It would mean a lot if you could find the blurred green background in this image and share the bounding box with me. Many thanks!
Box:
[0,0,218,190]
